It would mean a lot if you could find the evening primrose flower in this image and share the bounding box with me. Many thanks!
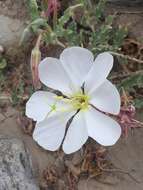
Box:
[26,47,121,154]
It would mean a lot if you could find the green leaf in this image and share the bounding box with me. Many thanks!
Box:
[27,0,39,20]
[30,18,48,32]
[112,26,128,50]
[134,98,143,109]
[95,0,106,21]
[118,74,143,91]
[0,58,7,69]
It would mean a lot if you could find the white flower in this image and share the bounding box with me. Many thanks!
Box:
[26,47,121,154]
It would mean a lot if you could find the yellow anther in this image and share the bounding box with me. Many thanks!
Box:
[52,92,90,113]
[54,96,64,100]
[70,92,90,111]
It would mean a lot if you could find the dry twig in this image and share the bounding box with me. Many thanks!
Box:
[110,51,143,64]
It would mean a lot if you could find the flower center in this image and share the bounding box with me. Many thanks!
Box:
[70,93,90,110]
[53,92,90,113]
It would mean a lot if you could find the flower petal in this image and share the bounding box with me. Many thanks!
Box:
[33,111,74,151]
[84,52,113,94]
[63,112,88,154]
[60,47,94,87]
[39,57,76,96]
[90,80,121,115]
[26,91,56,122]
[85,107,121,146]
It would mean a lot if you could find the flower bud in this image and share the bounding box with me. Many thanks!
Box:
[30,35,42,89]
[46,0,60,17]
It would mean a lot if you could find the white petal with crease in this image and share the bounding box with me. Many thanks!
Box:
[85,107,121,146]
[63,112,88,154]
[84,52,113,94]
[90,79,121,115]
[60,47,94,87]
[26,91,55,122]
[39,57,76,95]
[33,111,74,151]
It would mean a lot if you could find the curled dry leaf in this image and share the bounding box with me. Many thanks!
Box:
[43,166,58,184]
[65,160,81,179]
[81,146,107,176]
[67,170,78,190]
[121,38,143,71]
[65,145,107,182]
[40,145,108,189]
[122,39,139,56]
[41,165,67,190]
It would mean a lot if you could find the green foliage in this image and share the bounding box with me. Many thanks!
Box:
[94,0,106,20]
[27,0,39,20]
[112,26,128,50]
[20,18,48,44]
[11,81,25,106]
[24,0,143,109]
[0,57,7,91]
[118,72,143,92]
[117,71,143,108]
[23,0,127,55]
[134,98,143,109]
[0,71,5,92]
[0,57,7,69]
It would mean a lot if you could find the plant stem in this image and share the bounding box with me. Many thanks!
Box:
[110,51,143,64]
[110,70,143,80]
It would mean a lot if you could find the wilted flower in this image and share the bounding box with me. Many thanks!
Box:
[26,47,121,154]
[117,104,143,137]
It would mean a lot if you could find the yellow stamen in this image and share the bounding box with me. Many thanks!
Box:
[51,92,90,114]
[70,92,90,111]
